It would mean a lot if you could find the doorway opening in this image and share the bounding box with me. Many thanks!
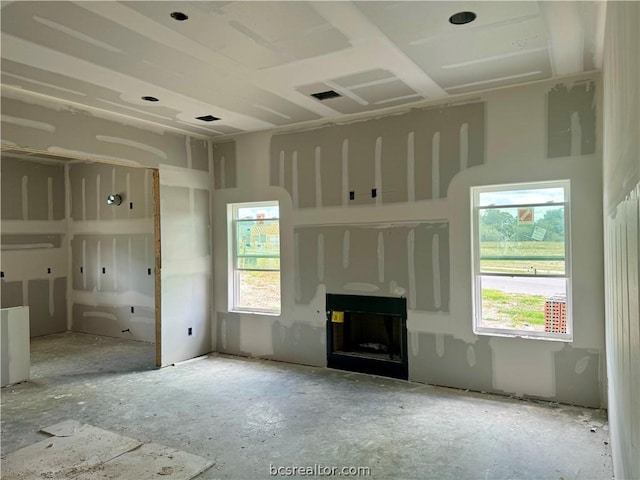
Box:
[0,146,162,382]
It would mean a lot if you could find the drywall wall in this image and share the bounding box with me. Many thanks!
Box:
[1,94,214,366]
[158,165,212,365]
[294,223,449,311]
[602,2,640,478]
[213,72,605,408]
[0,156,67,336]
[270,102,484,206]
[68,162,155,342]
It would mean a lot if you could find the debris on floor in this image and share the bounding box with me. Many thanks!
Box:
[1,420,214,480]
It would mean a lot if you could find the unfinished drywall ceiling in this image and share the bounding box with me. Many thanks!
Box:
[0,1,604,138]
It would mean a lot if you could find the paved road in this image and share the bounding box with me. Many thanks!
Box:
[482,276,565,297]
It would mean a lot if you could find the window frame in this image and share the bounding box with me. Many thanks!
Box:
[228,201,281,315]
[470,180,572,341]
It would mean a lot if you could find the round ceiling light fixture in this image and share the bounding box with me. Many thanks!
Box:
[449,11,477,25]
[141,96,159,102]
[170,11,189,21]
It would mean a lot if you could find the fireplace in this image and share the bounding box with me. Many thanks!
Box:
[326,294,408,380]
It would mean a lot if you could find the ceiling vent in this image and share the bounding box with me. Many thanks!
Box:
[310,90,342,101]
[195,115,220,122]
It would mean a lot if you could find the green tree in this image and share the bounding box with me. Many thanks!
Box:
[479,209,516,241]
[535,209,564,241]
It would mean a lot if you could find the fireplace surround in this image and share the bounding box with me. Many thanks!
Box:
[326,294,408,380]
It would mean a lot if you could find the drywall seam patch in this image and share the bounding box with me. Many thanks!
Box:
[21,176,28,220]
[220,317,228,350]
[96,240,102,291]
[207,139,214,189]
[82,311,118,321]
[48,277,55,317]
[314,146,322,208]
[22,279,28,306]
[432,132,440,199]
[111,168,116,220]
[342,229,350,269]
[95,135,168,160]
[467,345,477,367]
[374,136,382,206]
[435,333,445,358]
[47,177,53,221]
[407,132,415,202]
[433,233,441,310]
[460,123,469,171]
[410,331,419,355]
[126,173,131,219]
[377,231,384,283]
[343,282,379,292]
[341,139,349,207]
[112,238,118,291]
[220,156,226,189]
[292,151,299,208]
[82,239,87,289]
[72,290,153,308]
[294,232,301,303]
[1,114,55,133]
[408,229,416,309]
[575,356,590,374]
[96,174,101,221]
[317,234,325,282]
[570,111,582,156]
[186,136,193,170]
[81,177,86,221]
[127,237,132,290]
[278,151,285,188]
[47,147,141,167]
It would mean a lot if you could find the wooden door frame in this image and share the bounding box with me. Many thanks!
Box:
[152,169,162,366]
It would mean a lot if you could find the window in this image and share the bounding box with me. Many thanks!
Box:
[230,201,280,314]
[471,181,571,340]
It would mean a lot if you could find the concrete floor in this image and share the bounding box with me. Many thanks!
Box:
[1,332,613,479]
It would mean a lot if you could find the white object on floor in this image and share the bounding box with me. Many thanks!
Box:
[0,306,30,387]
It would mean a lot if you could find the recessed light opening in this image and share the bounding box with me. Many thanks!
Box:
[310,90,342,101]
[449,11,477,25]
[196,115,220,122]
[141,96,159,102]
[170,11,189,21]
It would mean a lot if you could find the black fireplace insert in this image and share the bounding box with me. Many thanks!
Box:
[326,294,408,380]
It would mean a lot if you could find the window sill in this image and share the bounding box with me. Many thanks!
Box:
[229,309,281,317]
[474,327,572,342]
